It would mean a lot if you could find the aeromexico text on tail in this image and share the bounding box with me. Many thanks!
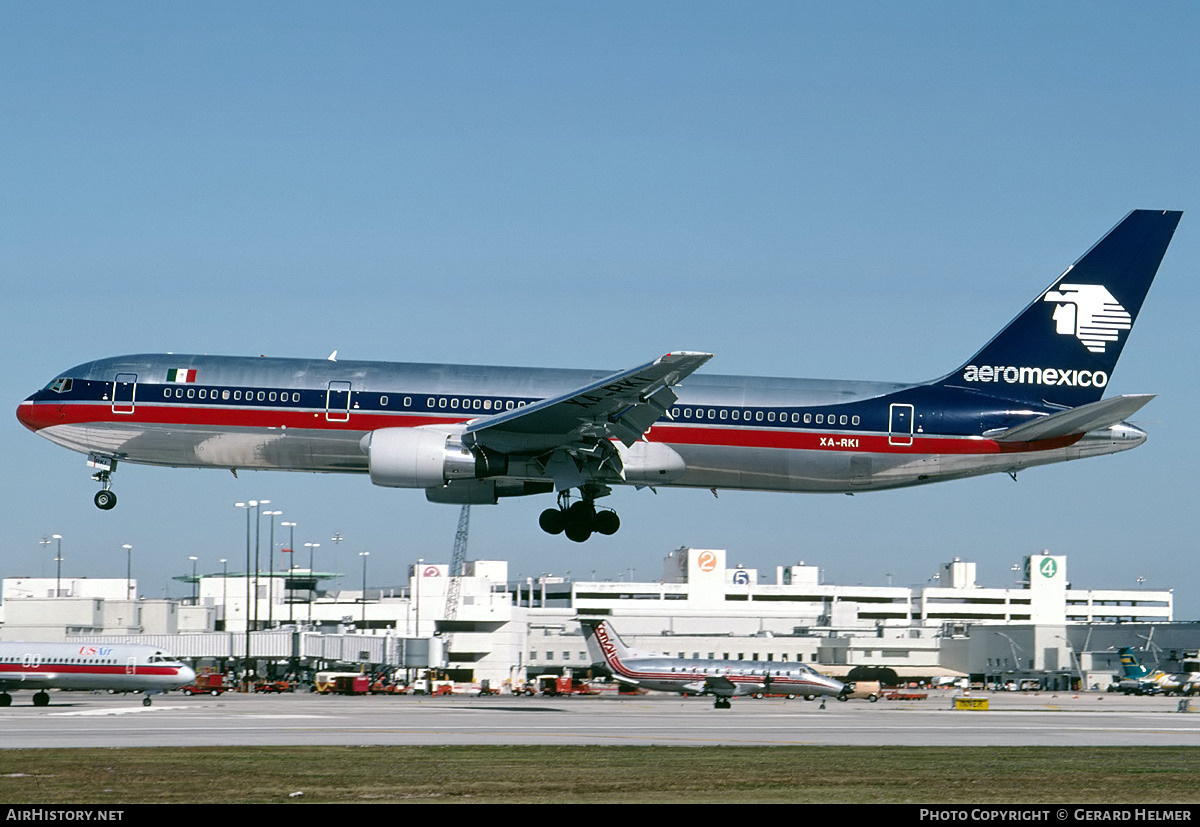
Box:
[16,210,1182,541]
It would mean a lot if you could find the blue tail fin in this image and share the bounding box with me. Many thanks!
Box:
[1118,647,1151,680]
[939,210,1182,408]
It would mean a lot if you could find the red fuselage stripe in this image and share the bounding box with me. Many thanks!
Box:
[0,662,184,677]
[20,402,1078,456]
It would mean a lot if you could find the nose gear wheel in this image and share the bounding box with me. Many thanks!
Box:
[89,455,118,510]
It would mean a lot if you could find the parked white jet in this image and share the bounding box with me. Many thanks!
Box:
[579,617,844,709]
[0,641,195,707]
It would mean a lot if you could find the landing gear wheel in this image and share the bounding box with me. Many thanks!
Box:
[593,509,620,536]
[565,523,592,543]
[714,697,732,710]
[89,456,119,509]
[564,501,595,543]
[143,696,152,707]
[538,508,566,535]
[539,488,621,541]
[33,692,50,707]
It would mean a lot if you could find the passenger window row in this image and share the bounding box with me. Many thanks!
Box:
[670,407,861,427]
[157,387,533,413]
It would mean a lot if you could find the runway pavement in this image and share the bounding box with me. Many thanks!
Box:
[3,689,1199,749]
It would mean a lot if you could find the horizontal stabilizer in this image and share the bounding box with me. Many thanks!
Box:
[989,394,1155,443]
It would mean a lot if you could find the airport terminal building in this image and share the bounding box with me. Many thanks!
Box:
[0,546,1189,691]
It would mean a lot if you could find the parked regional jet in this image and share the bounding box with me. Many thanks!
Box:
[579,617,844,708]
[0,642,196,707]
[1115,647,1200,696]
[17,211,1181,541]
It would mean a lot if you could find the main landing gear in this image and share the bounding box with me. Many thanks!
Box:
[89,455,117,510]
[538,490,621,543]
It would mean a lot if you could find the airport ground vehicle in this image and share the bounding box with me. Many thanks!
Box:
[253,679,294,693]
[837,681,881,703]
[411,679,454,695]
[181,672,229,696]
[332,675,370,695]
[313,671,366,694]
[514,674,600,697]
[883,689,929,701]
[541,674,600,696]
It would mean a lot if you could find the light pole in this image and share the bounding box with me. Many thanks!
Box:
[304,542,320,623]
[263,509,282,626]
[253,499,269,634]
[329,532,343,586]
[43,535,64,597]
[188,556,198,603]
[123,544,133,600]
[359,551,370,629]
[38,537,52,591]
[281,522,296,624]
[235,501,256,685]
[220,558,228,630]
[415,558,423,638]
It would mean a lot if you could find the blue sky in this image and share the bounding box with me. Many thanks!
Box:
[3,3,1198,613]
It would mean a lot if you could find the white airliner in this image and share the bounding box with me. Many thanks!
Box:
[579,618,845,708]
[1116,647,1200,697]
[16,211,1181,540]
[0,642,196,707]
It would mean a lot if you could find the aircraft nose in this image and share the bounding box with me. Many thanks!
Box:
[177,665,197,687]
[15,398,39,432]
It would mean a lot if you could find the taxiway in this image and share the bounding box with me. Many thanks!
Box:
[2,690,1198,749]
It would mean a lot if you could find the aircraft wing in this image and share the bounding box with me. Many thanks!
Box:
[988,394,1155,443]
[462,351,713,455]
[689,675,764,698]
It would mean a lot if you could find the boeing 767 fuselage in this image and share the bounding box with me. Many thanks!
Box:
[17,211,1182,541]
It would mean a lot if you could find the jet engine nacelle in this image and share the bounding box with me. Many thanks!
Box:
[363,427,507,489]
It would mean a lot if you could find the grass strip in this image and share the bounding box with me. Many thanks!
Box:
[2,745,1199,804]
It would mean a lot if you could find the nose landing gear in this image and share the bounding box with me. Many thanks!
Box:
[538,490,621,542]
[89,455,118,510]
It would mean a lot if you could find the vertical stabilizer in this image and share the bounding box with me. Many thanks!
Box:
[1119,647,1151,680]
[939,210,1182,408]
[579,618,654,673]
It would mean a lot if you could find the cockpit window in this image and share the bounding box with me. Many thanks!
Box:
[47,378,73,393]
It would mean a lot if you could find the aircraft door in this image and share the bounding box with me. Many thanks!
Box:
[325,381,352,422]
[888,403,914,446]
[126,658,136,676]
[112,374,137,415]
